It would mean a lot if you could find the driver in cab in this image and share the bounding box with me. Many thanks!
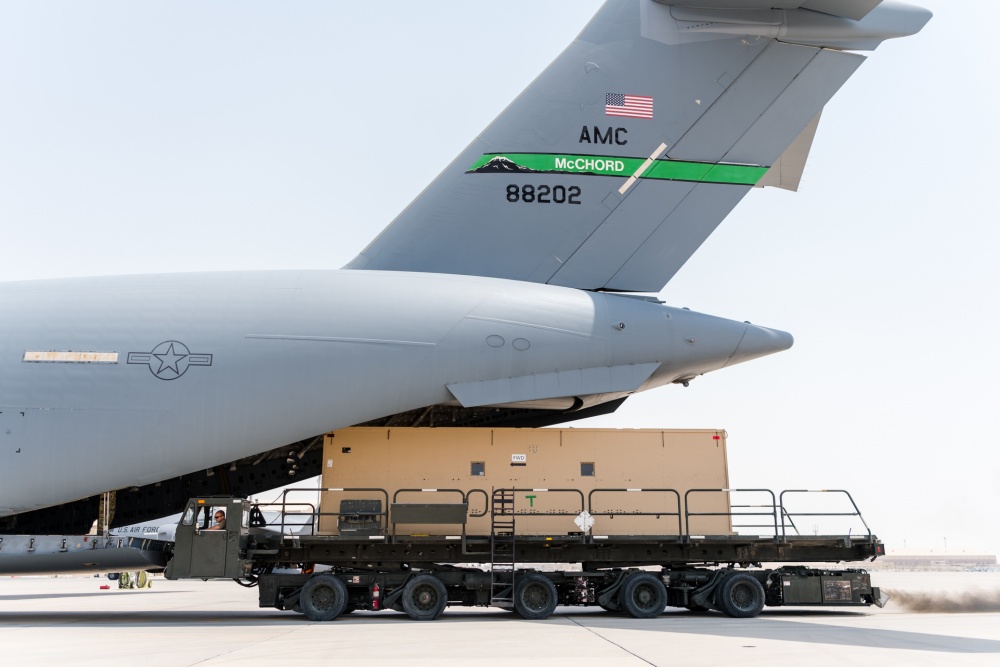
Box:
[204,509,226,531]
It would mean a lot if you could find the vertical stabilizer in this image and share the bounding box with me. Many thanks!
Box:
[347,0,930,292]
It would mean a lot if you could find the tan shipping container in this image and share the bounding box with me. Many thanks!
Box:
[319,427,731,537]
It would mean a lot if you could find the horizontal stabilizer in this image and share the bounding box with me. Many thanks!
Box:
[658,1,883,22]
[802,0,882,21]
[446,363,661,408]
[667,2,932,51]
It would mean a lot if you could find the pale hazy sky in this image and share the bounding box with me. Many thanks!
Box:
[1,1,997,556]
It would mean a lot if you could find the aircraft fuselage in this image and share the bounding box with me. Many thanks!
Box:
[0,269,789,516]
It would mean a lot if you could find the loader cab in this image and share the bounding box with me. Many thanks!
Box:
[166,497,249,580]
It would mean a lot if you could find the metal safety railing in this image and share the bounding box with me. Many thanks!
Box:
[250,501,317,535]
[274,487,493,537]
[503,488,586,515]
[587,488,682,536]
[390,488,476,537]
[495,488,587,539]
[261,486,873,543]
[684,488,778,537]
[280,487,389,537]
[778,489,872,540]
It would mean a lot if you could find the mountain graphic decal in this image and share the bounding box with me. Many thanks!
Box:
[467,156,539,173]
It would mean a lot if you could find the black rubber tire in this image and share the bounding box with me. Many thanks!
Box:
[714,573,765,618]
[300,574,349,622]
[514,573,558,620]
[620,572,667,619]
[401,574,448,621]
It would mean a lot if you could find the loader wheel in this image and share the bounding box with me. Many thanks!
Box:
[402,574,448,621]
[715,573,765,618]
[300,574,348,622]
[514,573,558,620]
[621,573,667,619]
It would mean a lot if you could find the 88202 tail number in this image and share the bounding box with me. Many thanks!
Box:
[506,184,581,205]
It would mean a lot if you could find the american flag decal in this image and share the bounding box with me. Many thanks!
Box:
[606,93,653,120]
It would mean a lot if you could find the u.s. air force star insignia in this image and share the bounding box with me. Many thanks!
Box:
[127,341,212,380]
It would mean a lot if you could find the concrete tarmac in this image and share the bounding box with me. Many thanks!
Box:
[1,572,998,666]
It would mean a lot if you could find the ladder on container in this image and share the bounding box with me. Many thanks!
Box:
[490,488,516,608]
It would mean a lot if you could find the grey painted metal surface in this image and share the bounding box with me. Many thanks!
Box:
[0,2,929,534]
[656,1,885,23]
[349,0,930,291]
[0,534,167,576]
[0,271,790,517]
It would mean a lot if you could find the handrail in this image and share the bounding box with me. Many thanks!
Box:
[780,505,800,535]
[778,489,872,540]
[250,502,317,534]
[498,488,585,519]
[467,489,489,518]
[684,489,778,537]
[390,488,467,537]
[586,488,682,536]
[280,487,390,537]
[391,488,466,504]
[260,486,872,543]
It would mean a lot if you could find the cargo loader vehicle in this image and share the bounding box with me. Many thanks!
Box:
[164,428,888,621]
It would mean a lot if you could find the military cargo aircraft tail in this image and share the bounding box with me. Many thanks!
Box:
[0,1,929,543]
[348,0,931,292]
